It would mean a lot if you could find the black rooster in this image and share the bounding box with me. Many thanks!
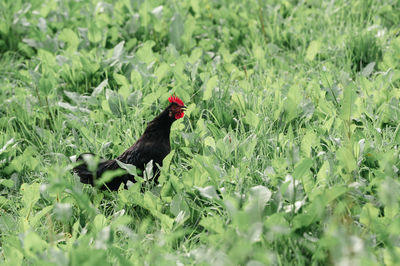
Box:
[73,95,186,190]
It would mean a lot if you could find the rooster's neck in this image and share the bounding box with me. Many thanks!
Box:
[142,108,174,139]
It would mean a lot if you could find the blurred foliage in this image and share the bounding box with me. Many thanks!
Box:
[1,0,400,265]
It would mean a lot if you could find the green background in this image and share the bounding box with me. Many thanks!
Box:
[1,0,400,264]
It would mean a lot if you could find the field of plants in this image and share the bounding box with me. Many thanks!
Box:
[1,0,400,264]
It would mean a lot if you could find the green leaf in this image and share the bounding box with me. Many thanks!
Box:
[362,62,375,77]
[96,169,127,187]
[20,183,41,217]
[244,110,259,128]
[199,216,224,234]
[58,28,79,51]
[196,186,220,200]
[245,185,272,219]
[189,47,203,64]
[22,231,48,257]
[114,73,131,99]
[293,158,313,180]
[114,73,129,87]
[93,214,108,232]
[130,69,143,89]
[155,62,170,82]
[106,89,125,117]
[360,203,379,228]
[305,40,321,61]
[88,24,102,43]
[170,193,190,217]
[170,13,184,49]
[203,75,217,101]
[38,49,56,67]
[0,138,15,155]
[53,203,73,222]
[301,130,317,157]
[0,179,14,188]
[325,185,347,203]
[231,92,245,112]
[30,206,53,227]
[339,83,357,121]
[204,136,216,150]
[336,145,357,175]
[112,41,125,59]
[136,41,156,64]
[116,160,139,176]
[316,160,329,186]
[92,79,108,96]
[162,150,175,170]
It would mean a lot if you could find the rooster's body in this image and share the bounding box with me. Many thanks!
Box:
[73,96,186,190]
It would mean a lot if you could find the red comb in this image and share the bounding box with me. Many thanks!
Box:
[168,95,184,106]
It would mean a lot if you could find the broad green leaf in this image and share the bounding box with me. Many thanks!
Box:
[29,205,52,227]
[336,145,357,174]
[253,44,265,61]
[92,79,108,96]
[170,13,184,49]
[306,40,321,61]
[115,73,131,99]
[0,179,14,188]
[360,203,379,228]
[317,160,329,186]
[362,62,375,77]
[285,85,302,121]
[196,186,220,200]
[39,73,56,94]
[38,49,56,67]
[106,89,125,117]
[136,41,156,64]
[53,203,73,222]
[231,92,246,112]
[189,47,203,64]
[111,215,133,228]
[199,216,224,234]
[22,231,48,257]
[340,83,357,121]
[93,214,108,232]
[130,69,143,89]
[301,130,317,157]
[116,160,139,176]
[325,185,347,203]
[204,136,216,150]
[112,41,125,59]
[244,110,259,128]
[155,62,170,82]
[0,138,14,155]
[58,28,79,51]
[114,73,129,87]
[170,193,189,217]
[293,158,313,180]
[203,75,217,101]
[96,169,127,187]
[162,150,175,170]
[88,24,102,43]
[20,183,41,217]
[264,213,289,232]
[246,185,272,215]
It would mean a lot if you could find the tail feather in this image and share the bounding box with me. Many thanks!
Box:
[73,153,131,190]
[73,153,96,185]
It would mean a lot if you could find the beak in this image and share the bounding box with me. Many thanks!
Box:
[181,105,187,110]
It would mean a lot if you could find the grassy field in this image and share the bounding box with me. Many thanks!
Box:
[1,0,400,264]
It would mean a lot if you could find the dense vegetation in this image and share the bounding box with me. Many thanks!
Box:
[1,0,400,264]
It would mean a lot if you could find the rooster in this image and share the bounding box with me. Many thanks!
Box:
[73,95,186,190]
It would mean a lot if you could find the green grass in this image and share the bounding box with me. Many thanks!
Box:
[1,0,400,264]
